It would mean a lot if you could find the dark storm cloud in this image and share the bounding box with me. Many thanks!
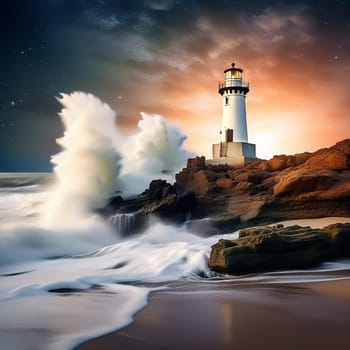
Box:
[1,0,349,170]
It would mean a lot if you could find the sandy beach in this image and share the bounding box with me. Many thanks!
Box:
[76,276,350,350]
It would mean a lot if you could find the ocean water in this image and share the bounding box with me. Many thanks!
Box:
[1,93,349,350]
[0,172,226,350]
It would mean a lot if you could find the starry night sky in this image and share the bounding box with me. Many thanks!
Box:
[1,0,349,171]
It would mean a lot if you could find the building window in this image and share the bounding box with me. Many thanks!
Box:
[225,96,229,105]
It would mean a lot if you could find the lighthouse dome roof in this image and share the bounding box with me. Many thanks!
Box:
[224,62,243,73]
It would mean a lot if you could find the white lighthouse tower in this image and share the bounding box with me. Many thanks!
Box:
[220,62,249,142]
[209,62,256,166]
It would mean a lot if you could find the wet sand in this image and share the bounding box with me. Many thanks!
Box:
[76,278,350,350]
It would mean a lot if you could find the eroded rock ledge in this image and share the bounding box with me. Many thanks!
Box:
[176,139,350,230]
[209,223,350,274]
[103,139,350,235]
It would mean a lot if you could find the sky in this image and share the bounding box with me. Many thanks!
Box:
[1,0,349,171]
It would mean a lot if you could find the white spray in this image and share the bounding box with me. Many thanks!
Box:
[120,112,191,195]
[0,92,192,265]
[43,92,122,228]
[42,92,190,227]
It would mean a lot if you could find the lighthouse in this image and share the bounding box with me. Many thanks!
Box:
[219,62,249,142]
[209,62,256,166]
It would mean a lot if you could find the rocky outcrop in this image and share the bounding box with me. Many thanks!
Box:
[141,190,196,223]
[175,158,210,196]
[102,179,196,235]
[209,223,350,274]
[175,139,350,231]
[140,180,196,223]
[103,140,350,236]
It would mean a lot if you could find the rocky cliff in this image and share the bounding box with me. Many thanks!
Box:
[103,139,350,235]
[176,139,350,231]
[101,179,196,235]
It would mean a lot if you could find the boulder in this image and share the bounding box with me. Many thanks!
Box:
[209,223,350,274]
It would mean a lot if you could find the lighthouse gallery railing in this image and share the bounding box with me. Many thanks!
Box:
[218,78,249,90]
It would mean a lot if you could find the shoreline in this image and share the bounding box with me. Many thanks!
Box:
[75,276,350,350]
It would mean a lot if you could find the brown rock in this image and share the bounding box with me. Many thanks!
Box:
[235,171,264,184]
[235,172,249,182]
[235,181,254,191]
[274,169,335,197]
[259,160,268,171]
[216,178,232,189]
[267,155,290,171]
[305,149,348,170]
[205,171,219,182]
[105,140,350,235]
[187,156,205,170]
[295,152,312,165]
[209,223,350,274]
[174,139,350,226]
[191,170,210,196]
[334,138,350,154]
[148,179,176,201]
[227,194,266,222]
[322,222,350,257]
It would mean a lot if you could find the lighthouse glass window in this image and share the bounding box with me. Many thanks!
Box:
[226,70,242,79]
[225,96,229,105]
[233,70,242,79]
